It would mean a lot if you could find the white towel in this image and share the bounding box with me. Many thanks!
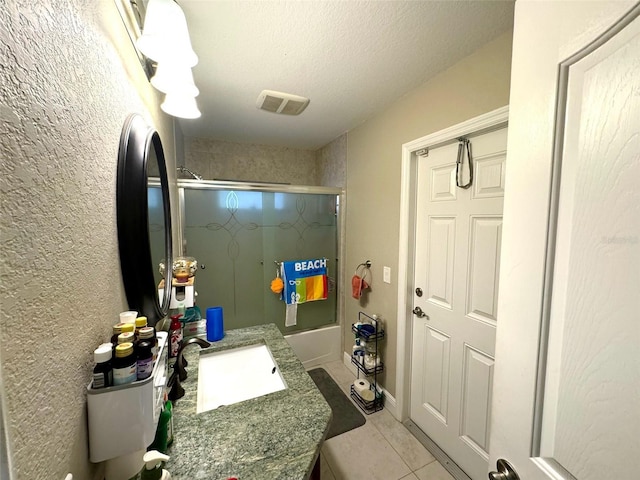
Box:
[285,303,297,327]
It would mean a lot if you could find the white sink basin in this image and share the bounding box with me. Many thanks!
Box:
[196,343,287,413]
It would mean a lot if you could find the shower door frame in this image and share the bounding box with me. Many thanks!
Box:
[175,179,345,334]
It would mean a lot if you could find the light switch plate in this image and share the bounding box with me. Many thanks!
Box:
[383,266,391,284]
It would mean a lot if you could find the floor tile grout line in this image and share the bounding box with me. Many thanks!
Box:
[321,363,441,475]
[318,364,451,480]
[319,362,416,479]
[318,363,370,419]
[367,417,415,476]
[318,363,359,479]
[320,362,440,479]
[320,450,336,480]
[362,400,438,474]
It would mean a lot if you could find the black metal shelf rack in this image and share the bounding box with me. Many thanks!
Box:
[350,311,384,414]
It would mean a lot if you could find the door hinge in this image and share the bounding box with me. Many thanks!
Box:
[416,148,429,157]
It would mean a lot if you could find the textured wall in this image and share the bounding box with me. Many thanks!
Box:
[184,137,318,184]
[0,1,174,479]
[345,31,513,398]
[316,134,348,353]
[183,132,348,187]
[317,133,347,188]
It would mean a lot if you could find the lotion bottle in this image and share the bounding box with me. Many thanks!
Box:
[141,450,171,480]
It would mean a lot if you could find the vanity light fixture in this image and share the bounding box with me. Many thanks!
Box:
[161,93,202,119]
[151,61,199,97]
[135,0,201,119]
[136,0,198,67]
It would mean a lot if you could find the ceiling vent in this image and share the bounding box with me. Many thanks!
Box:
[256,90,310,115]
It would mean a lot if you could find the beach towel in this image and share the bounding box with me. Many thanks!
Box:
[281,258,328,305]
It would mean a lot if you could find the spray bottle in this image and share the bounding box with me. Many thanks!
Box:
[169,314,183,366]
[141,450,171,480]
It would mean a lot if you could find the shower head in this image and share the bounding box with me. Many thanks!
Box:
[177,166,203,180]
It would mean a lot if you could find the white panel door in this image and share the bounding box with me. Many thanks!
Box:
[411,127,507,480]
[490,2,639,479]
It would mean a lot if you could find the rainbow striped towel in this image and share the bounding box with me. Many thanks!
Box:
[281,258,328,305]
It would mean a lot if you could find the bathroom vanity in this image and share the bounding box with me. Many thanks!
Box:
[167,323,332,479]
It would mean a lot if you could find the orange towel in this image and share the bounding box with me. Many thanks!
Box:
[351,275,370,299]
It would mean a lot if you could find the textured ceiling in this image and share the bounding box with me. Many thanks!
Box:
[179,1,514,149]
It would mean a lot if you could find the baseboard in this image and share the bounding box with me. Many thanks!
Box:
[342,351,358,376]
[342,353,398,419]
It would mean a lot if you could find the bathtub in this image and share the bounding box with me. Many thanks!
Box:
[284,324,342,369]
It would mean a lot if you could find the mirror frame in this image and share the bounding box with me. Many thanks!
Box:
[117,113,172,326]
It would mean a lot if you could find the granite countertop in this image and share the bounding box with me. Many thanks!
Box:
[166,324,332,479]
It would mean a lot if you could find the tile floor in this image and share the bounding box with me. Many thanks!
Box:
[315,360,454,480]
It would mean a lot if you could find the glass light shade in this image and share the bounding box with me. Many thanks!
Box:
[137,0,198,67]
[161,93,202,119]
[151,62,199,96]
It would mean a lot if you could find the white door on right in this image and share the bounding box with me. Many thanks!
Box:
[490,2,639,480]
[411,127,507,480]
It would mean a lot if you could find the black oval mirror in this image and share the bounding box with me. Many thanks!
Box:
[117,114,172,326]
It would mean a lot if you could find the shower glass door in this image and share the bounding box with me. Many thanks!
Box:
[181,184,339,333]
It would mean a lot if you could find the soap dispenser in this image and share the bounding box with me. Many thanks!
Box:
[141,450,171,480]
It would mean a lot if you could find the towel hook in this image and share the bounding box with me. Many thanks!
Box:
[354,260,371,278]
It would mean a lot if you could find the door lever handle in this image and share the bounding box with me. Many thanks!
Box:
[412,306,429,319]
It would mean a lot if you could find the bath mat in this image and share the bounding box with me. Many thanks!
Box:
[308,368,366,439]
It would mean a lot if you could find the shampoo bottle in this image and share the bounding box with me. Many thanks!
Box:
[141,450,171,480]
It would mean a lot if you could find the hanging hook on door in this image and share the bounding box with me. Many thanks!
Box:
[456,137,474,189]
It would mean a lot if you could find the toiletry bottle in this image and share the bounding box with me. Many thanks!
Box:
[122,323,135,334]
[136,339,154,380]
[135,316,148,341]
[166,398,174,447]
[138,326,158,361]
[110,323,126,346]
[141,450,170,480]
[352,339,365,365]
[118,331,135,345]
[364,352,378,371]
[149,400,172,454]
[92,344,113,389]
[169,314,183,365]
[113,342,137,385]
[112,322,135,346]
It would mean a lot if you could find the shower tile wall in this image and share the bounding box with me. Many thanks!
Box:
[183,134,347,187]
[184,137,319,185]
[317,134,347,188]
